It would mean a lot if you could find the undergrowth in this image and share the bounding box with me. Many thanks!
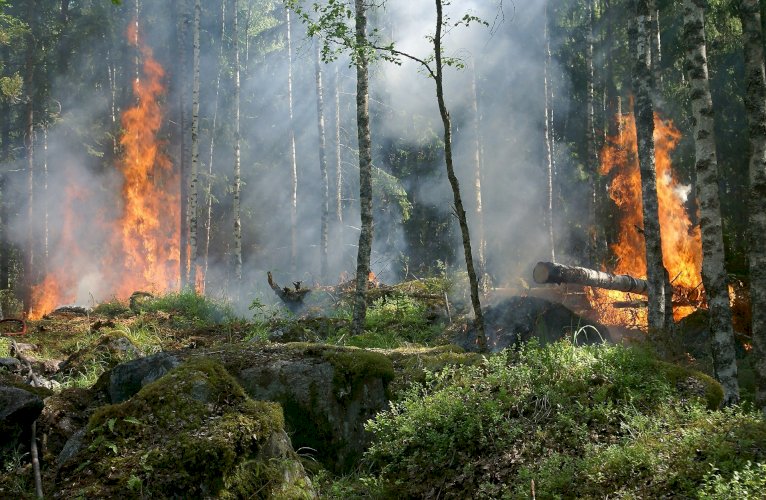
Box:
[361,341,766,499]
[137,290,236,326]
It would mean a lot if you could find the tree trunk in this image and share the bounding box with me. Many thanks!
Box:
[23,0,36,309]
[682,0,740,405]
[233,0,242,283]
[177,0,190,288]
[188,0,201,290]
[543,0,556,262]
[434,0,486,351]
[533,261,649,294]
[286,8,298,274]
[204,0,227,289]
[586,0,599,266]
[315,43,329,281]
[632,0,671,336]
[739,0,766,414]
[335,65,343,227]
[649,0,662,86]
[351,0,374,336]
[470,61,487,288]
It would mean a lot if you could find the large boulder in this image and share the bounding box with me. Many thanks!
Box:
[213,343,395,472]
[455,296,611,352]
[0,372,50,469]
[55,358,315,499]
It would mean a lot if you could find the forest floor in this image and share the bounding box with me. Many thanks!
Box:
[1,281,765,498]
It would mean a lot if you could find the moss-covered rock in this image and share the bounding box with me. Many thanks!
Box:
[213,343,393,472]
[54,358,315,499]
[378,344,483,397]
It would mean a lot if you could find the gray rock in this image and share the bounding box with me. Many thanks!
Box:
[233,345,391,472]
[0,385,44,424]
[57,428,86,468]
[0,357,21,371]
[107,352,181,403]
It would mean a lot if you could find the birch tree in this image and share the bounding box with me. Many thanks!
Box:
[738,0,766,414]
[631,0,671,336]
[188,0,200,289]
[232,0,242,283]
[682,0,739,405]
[543,0,555,262]
[286,0,378,334]
[286,7,298,273]
[315,42,330,281]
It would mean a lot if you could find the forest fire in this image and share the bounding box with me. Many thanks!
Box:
[588,111,703,327]
[28,25,179,319]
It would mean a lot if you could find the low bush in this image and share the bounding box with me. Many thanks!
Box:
[363,341,766,498]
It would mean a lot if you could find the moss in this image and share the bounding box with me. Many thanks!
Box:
[655,360,724,409]
[381,345,483,397]
[56,357,303,499]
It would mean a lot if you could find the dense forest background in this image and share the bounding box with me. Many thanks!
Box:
[0,0,759,313]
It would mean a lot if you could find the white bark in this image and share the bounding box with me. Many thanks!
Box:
[683,0,739,404]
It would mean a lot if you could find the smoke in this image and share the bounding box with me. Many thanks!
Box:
[4,0,580,314]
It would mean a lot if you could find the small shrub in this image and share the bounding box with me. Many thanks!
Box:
[363,341,764,498]
[93,298,131,317]
[698,461,766,499]
[141,290,235,325]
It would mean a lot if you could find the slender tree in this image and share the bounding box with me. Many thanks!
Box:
[286,7,298,274]
[204,0,226,288]
[177,0,190,288]
[350,0,374,336]
[232,0,242,283]
[188,0,200,289]
[334,65,343,228]
[543,0,555,262]
[632,0,671,336]
[23,0,36,308]
[315,42,330,281]
[739,0,766,414]
[470,61,487,288]
[586,0,598,266]
[682,0,739,405]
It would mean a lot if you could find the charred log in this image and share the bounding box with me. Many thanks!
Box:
[267,271,311,310]
[533,261,649,295]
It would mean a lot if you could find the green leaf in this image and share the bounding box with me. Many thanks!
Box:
[107,417,116,433]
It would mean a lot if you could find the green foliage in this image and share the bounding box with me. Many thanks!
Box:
[139,290,236,325]
[363,341,761,498]
[699,461,766,499]
[92,298,131,317]
[327,293,444,348]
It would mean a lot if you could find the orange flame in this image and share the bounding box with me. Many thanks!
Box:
[589,110,703,327]
[28,24,179,319]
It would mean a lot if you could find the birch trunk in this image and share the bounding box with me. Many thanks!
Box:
[739,0,766,414]
[632,0,671,336]
[287,8,298,274]
[177,0,190,288]
[335,65,343,227]
[188,0,201,290]
[23,1,36,307]
[434,0,486,351]
[543,0,555,262]
[204,0,226,289]
[470,62,487,288]
[351,0,373,336]
[233,0,242,283]
[315,43,330,281]
[586,0,599,266]
[649,0,662,86]
[683,0,739,405]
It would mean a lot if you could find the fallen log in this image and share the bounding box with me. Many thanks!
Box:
[533,261,649,295]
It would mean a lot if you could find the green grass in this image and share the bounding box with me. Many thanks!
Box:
[137,290,236,326]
